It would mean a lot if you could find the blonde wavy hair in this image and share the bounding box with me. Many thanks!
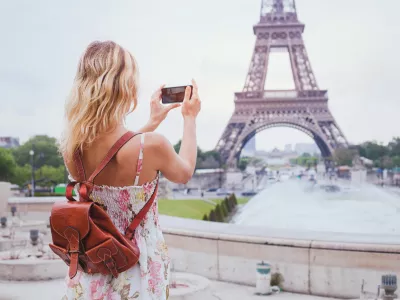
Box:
[59,41,139,161]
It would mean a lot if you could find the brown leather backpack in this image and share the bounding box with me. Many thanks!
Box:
[49,132,158,279]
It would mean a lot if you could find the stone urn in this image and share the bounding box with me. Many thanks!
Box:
[11,206,17,217]
[30,229,39,246]
[0,217,7,228]
[381,274,397,300]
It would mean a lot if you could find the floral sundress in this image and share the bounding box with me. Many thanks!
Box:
[63,133,170,300]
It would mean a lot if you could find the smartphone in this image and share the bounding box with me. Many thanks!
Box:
[161,85,193,104]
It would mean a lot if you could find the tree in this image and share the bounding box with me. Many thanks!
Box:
[392,156,400,167]
[202,214,208,221]
[333,148,358,166]
[173,140,182,153]
[224,198,232,213]
[291,154,319,167]
[11,164,31,186]
[220,201,228,217]
[374,155,394,169]
[0,148,17,181]
[215,204,224,222]
[238,157,250,171]
[12,135,63,169]
[209,209,216,222]
[173,140,222,169]
[230,194,238,206]
[356,141,388,162]
[35,165,65,185]
[388,138,400,157]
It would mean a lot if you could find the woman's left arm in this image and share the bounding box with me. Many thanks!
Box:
[138,119,159,133]
[138,85,180,133]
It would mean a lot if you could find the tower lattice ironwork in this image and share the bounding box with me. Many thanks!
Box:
[216,0,348,168]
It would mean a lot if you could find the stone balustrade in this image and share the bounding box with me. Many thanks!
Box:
[160,215,400,299]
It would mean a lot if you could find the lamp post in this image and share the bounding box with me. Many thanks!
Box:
[29,149,35,197]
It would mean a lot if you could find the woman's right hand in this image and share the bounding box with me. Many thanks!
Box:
[181,79,201,119]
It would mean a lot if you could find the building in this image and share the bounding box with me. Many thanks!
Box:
[255,148,297,166]
[0,137,20,149]
[168,169,225,190]
[294,143,319,156]
[284,144,292,153]
[242,136,256,156]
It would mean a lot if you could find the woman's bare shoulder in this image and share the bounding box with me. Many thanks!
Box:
[143,132,172,150]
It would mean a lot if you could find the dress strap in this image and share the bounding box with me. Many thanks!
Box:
[133,133,145,186]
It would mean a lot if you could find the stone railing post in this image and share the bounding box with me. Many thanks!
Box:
[0,182,12,218]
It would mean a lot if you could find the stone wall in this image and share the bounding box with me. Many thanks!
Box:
[160,216,400,299]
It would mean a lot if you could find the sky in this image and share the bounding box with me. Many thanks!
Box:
[0,0,399,152]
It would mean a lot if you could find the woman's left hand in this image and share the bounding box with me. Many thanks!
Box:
[149,84,181,126]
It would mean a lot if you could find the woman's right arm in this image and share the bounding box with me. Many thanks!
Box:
[147,80,201,184]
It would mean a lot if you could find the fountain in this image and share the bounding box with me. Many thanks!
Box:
[234,178,400,239]
[168,272,212,300]
[0,223,65,281]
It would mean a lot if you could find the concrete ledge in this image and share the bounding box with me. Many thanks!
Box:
[0,238,26,252]
[160,216,400,299]
[0,259,67,281]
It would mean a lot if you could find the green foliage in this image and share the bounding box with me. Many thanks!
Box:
[173,140,221,169]
[11,164,31,186]
[388,138,400,157]
[227,196,235,210]
[333,148,358,166]
[209,209,216,222]
[158,199,215,220]
[12,135,63,169]
[238,157,249,171]
[224,198,232,213]
[392,156,400,167]
[202,214,208,221]
[215,204,224,222]
[33,192,60,197]
[356,141,388,162]
[35,165,66,185]
[238,156,265,171]
[230,194,238,206]
[173,140,182,153]
[220,201,228,217]
[0,148,17,181]
[290,153,319,167]
[271,272,284,289]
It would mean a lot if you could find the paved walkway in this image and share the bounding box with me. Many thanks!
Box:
[0,278,339,300]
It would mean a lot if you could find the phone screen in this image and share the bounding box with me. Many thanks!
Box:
[161,85,192,104]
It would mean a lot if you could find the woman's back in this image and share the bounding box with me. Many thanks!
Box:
[66,129,156,188]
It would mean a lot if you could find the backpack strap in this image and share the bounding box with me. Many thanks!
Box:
[87,131,140,183]
[72,148,86,181]
[66,131,140,202]
[125,181,158,239]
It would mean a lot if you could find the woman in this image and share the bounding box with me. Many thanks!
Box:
[59,41,201,299]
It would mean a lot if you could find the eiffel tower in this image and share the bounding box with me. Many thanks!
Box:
[216,0,348,168]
